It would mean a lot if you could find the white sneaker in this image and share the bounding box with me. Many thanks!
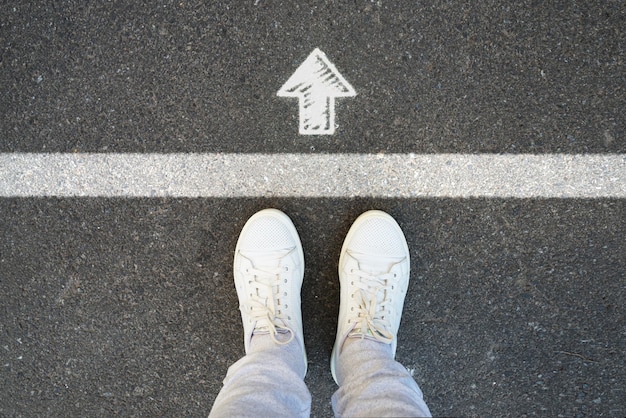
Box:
[331,210,411,384]
[233,209,306,372]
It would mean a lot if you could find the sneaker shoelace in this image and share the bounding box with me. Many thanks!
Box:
[347,268,397,344]
[240,251,295,346]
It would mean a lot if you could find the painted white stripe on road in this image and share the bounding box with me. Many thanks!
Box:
[0,153,624,198]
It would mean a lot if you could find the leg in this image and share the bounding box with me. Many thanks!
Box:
[210,335,310,417]
[209,209,310,418]
[330,210,431,417]
[332,338,429,417]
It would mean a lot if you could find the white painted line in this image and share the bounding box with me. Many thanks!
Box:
[0,153,624,198]
[278,48,356,135]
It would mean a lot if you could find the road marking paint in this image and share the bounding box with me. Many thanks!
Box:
[278,48,356,135]
[0,153,624,198]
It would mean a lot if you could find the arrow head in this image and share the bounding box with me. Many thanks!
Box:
[277,48,356,97]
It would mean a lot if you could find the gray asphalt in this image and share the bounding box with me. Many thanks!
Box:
[1,1,625,417]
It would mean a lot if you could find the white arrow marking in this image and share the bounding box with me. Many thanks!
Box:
[278,48,356,135]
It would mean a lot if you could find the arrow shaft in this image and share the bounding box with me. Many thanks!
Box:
[299,91,335,134]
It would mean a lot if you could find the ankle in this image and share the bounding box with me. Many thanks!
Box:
[249,333,307,378]
[335,336,395,385]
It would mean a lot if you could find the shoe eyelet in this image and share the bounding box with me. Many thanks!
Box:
[284,304,288,308]
[284,279,288,283]
[284,292,287,296]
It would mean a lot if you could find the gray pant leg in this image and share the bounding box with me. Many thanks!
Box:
[209,335,310,418]
[332,338,431,417]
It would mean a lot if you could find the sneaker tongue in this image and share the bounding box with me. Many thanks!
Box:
[253,325,271,335]
[254,327,289,336]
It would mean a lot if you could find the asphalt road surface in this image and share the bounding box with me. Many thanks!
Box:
[1,1,624,416]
